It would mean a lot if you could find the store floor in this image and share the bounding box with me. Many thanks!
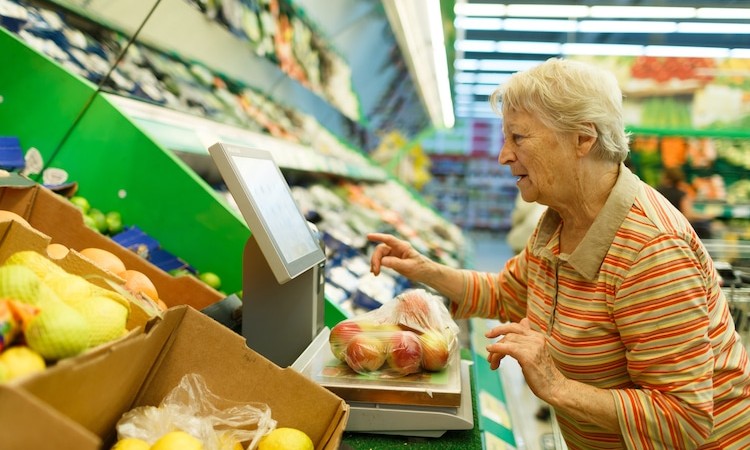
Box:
[466,230,556,450]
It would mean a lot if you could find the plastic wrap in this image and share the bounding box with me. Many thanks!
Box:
[116,373,276,450]
[328,289,460,377]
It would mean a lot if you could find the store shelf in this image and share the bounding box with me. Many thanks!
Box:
[109,95,388,182]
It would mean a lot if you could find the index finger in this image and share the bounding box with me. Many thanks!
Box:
[367,233,399,246]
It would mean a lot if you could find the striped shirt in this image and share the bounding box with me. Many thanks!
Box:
[453,165,750,449]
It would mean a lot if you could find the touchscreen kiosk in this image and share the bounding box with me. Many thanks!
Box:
[208,143,326,367]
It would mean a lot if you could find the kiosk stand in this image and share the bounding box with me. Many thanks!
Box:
[208,142,327,368]
[242,231,326,367]
[208,142,473,436]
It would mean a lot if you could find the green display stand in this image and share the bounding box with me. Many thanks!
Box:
[0,27,361,329]
[0,28,248,294]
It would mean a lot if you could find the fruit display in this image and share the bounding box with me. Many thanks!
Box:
[184,0,361,123]
[328,289,459,377]
[112,373,277,450]
[68,194,224,295]
[0,245,132,364]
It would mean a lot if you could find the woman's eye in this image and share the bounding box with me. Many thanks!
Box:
[512,134,524,143]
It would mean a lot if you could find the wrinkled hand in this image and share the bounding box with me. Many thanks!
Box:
[367,233,430,282]
[485,318,566,401]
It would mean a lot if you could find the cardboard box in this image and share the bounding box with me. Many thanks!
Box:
[0,177,223,310]
[0,218,152,329]
[1,306,349,449]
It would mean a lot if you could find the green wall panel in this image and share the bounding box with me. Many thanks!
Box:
[0,28,95,161]
[0,27,359,327]
[52,93,250,294]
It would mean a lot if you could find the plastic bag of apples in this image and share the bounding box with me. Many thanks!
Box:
[328,289,460,377]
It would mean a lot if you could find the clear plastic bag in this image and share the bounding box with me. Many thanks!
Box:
[329,288,460,377]
[116,373,276,450]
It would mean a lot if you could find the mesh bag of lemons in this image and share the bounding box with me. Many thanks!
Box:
[112,373,314,450]
[0,249,137,381]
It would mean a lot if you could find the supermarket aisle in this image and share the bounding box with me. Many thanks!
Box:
[467,230,555,450]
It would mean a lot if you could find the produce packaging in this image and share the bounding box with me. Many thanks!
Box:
[328,289,460,377]
[114,373,276,450]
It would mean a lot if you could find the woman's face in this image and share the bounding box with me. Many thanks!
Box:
[499,109,575,207]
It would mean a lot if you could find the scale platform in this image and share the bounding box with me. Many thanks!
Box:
[293,328,474,437]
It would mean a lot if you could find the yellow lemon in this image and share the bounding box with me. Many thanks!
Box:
[151,431,204,450]
[258,427,314,450]
[110,437,150,450]
[0,346,46,381]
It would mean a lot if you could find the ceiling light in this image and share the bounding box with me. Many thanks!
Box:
[473,84,502,95]
[506,4,588,18]
[475,73,514,84]
[497,40,561,55]
[454,72,476,83]
[645,45,730,58]
[383,0,454,128]
[463,59,545,72]
[562,43,644,56]
[589,6,696,19]
[577,20,678,34]
[677,22,750,34]
[454,16,503,30]
[455,84,475,95]
[454,3,506,17]
[696,8,750,20]
[455,59,479,71]
[455,39,498,53]
[730,48,750,59]
[501,18,577,32]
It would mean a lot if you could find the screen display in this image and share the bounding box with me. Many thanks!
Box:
[231,156,319,264]
[209,142,325,284]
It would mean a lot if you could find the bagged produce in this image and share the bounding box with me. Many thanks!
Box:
[329,289,460,377]
[115,373,276,450]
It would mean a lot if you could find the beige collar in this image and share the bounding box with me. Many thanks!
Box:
[531,164,641,280]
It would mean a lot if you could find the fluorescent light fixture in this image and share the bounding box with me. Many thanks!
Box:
[454,16,503,30]
[456,39,498,53]
[506,4,588,18]
[562,42,643,56]
[455,94,474,104]
[455,59,479,71]
[497,40,561,55]
[383,0,455,128]
[577,20,678,34]
[697,8,750,20]
[589,6,695,19]
[473,84,502,95]
[454,3,506,17]
[470,59,544,72]
[455,84,475,95]
[730,48,750,59]
[502,18,577,32]
[677,22,750,34]
[645,45,730,58]
[475,73,514,84]
[454,72,476,84]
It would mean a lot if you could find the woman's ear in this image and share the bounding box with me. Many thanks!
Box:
[576,123,597,157]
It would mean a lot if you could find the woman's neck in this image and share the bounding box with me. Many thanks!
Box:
[556,162,620,253]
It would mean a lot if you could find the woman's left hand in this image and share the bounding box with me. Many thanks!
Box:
[485,318,566,401]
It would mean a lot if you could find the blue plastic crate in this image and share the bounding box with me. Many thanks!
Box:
[0,136,25,170]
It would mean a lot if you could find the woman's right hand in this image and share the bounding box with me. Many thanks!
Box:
[367,233,431,282]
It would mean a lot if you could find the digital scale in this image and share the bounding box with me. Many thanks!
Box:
[208,142,474,436]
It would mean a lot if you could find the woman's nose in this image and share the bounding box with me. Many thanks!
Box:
[498,142,514,165]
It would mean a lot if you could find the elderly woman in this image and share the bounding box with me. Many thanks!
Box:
[368,58,750,449]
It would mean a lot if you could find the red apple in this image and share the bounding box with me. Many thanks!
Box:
[345,333,387,373]
[386,330,423,376]
[393,290,434,332]
[419,329,451,371]
[329,320,363,361]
